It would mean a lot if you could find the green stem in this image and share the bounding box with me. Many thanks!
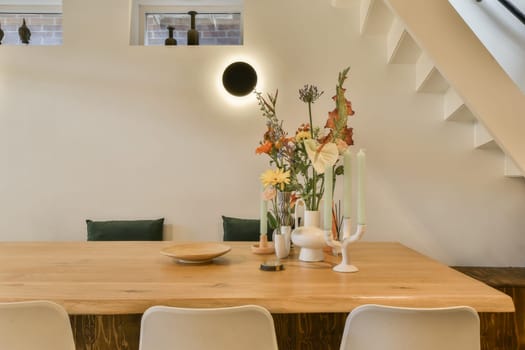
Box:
[319,175,325,210]
[308,103,314,139]
[273,197,279,226]
[308,101,318,210]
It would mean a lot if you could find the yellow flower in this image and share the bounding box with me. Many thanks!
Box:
[295,131,311,142]
[260,168,291,190]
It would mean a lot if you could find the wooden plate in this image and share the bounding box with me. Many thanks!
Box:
[160,243,231,264]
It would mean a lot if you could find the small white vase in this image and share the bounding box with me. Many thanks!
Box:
[274,226,291,259]
[291,200,326,262]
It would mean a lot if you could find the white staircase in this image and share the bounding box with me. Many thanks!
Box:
[337,0,523,178]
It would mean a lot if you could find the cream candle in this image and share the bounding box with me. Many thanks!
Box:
[324,165,333,231]
[343,150,352,218]
[260,185,267,235]
[357,149,366,225]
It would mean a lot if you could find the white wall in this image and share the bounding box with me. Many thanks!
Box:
[0,0,524,266]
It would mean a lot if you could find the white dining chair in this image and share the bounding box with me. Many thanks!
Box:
[139,305,279,350]
[340,304,480,350]
[0,300,76,350]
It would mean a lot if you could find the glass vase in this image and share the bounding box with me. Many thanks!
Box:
[276,191,293,227]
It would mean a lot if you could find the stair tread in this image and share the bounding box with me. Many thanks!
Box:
[360,0,394,35]
[387,19,421,64]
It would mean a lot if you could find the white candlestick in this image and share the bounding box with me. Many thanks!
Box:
[260,185,267,235]
[324,165,333,231]
[343,150,352,218]
[357,149,366,225]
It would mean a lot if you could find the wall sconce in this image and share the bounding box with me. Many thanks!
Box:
[222,61,258,97]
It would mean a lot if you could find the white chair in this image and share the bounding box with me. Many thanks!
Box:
[340,304,480,350]
[139,305,279,350]
[0,300,75,350]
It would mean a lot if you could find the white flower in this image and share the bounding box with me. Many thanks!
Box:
[303,139,339,174]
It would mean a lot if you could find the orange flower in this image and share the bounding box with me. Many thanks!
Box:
[346,99,356,116]
[290,193,299,209]
[341,126,354,146]
[274,139,283,150]
[331,90,355,116]
[256,141,272,155]
[283,136,295,144]
[296,123,311,133]
[325,109,338,129]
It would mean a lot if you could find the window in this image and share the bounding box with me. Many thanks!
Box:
[145,12,242,46]
[0,5,62,46]
[0,13,62,45]
[130,1,243,46]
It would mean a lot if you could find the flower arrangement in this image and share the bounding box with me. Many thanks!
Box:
[256,67,357,223]
[260,168,294,229]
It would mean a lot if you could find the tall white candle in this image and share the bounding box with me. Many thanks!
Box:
[323,165,333,231]
[260,185,267,235]
[343,150,352,218]
[357,149,366,225]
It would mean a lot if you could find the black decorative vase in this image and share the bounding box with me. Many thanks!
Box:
[0,24,4,45]
[165,26,177,46]
[18,18,31,44]
[187,11,199,46]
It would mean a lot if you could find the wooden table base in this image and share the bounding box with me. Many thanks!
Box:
[453,266,525,350]
[70,312,516,350]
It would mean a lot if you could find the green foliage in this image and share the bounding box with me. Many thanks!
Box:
[267,211,278,230]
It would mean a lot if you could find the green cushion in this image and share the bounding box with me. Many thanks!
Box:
[222,216,272,242]
[86,218,164,241]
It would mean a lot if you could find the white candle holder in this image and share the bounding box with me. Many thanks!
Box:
[324,218,366,273]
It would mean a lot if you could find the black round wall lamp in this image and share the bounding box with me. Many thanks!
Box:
[222,61,258,97]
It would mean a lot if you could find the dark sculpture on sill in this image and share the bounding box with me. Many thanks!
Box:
[187,11,199,45]
[18,18,31,44]
[0,23,4,45]
[165,26,177,46]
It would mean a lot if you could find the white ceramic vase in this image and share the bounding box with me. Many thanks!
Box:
[291,200,326,262]
[274,226,292,259]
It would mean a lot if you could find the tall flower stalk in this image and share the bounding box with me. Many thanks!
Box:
[255,90,298,192]
[298,85,324,210]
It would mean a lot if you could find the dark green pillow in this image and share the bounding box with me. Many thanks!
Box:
[222,216,272,242]
[86,218,164,241]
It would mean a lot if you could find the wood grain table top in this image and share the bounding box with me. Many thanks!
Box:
[0,241,514,314]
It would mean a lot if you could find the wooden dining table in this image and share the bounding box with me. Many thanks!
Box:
[0,241,515,350]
